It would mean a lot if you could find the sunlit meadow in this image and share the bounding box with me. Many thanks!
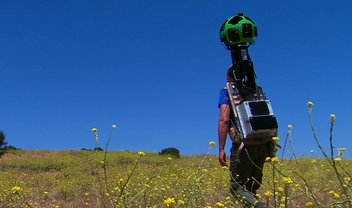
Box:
[0,102,351,207]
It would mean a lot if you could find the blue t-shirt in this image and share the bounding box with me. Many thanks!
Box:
[218,88,230,107]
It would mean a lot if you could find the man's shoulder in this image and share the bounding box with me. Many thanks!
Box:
[219,87,228,97]
[220,87,227,91]
[218,87,230,107]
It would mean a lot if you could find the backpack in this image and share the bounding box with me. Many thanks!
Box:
[226,82,278,143]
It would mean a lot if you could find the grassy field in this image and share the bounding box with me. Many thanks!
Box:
[0,148,351,208]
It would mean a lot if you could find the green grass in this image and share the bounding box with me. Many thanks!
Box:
[0,149,351,207]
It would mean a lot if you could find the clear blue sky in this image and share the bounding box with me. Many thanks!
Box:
[1,0,351,157]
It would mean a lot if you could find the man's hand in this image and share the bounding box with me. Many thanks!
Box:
[219,149,228,166]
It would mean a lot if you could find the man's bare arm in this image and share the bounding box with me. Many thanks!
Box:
[218,104,231,166]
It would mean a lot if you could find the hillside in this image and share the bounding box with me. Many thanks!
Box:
[0,150,351,207]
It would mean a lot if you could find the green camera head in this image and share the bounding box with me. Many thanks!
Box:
[220,13,258,49]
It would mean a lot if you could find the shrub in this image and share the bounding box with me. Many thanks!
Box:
[5,145,18,151]
[159,147,180,158]
[94,147,103,151]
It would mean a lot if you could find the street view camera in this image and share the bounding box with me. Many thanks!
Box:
[220,13,278,141]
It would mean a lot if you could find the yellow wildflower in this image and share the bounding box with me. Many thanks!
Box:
[307,101,314,108]
[12,186,21,194]
[272,136,279,141]
[92,127,99,145]
[215,202,225,207]
[138,151,145,156]
[163,197,176,207]
[265,157,271,162]
[177,199,185,205]
[282,176,294,185]
[271,156,279,163]
[305,202,314,207]
[209,141,216,147]
[330,114,336,125]
[328,190,341,199]
[264,190,273,197]
[334,157,342,162]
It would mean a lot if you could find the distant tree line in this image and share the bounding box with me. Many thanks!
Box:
[80,147,104,151]
[79,147,181,158]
